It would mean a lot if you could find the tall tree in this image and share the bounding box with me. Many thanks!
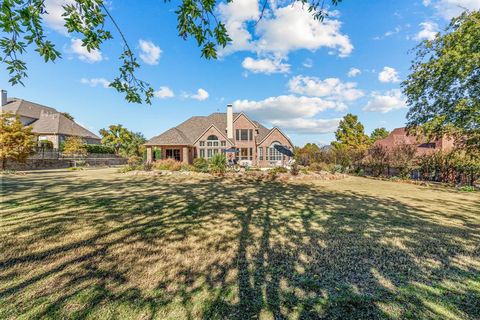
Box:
[0,0,342,104]
[370,127,390,143]
[332,114,370,151]
[99,125,145,157]
[402,10,480,153]
[62,136,87,157]
[0,113,36,170]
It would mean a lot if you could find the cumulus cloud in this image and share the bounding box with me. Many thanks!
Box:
[154,86,174,99]
[363,89,407,113]
[414,21,439,41]
[233,95,345,121]
[423,0,480,19]
[288,75,364,103]
[218,0,352,72]
[378,67,400,83]
[80,78,110,88]
[186,88,209,101]
[270,118,341,134]
[70,39,103,63]
[138,40,162,65]
[43,0,72,34]
[347,67,361,77]
[242,57,290,74]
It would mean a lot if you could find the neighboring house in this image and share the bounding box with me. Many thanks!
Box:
[1,90,101,148]
[145,104,294,167]
[374,127,454,156]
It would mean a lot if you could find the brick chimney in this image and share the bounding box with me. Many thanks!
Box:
[1,90,7,107]
[227,104,233,139]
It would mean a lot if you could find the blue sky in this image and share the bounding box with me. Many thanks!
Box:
[1,0,479,146]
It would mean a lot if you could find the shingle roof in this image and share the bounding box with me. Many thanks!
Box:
[2,98,57,119]
[31,112,101,139]
[146,112,273,146]
[2,98,100,140]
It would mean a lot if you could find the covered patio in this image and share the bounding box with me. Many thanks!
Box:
[146,145,195,164]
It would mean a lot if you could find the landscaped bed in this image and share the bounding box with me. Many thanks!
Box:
[1,168,479,319]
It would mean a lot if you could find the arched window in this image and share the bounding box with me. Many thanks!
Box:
[269,141,283,162]
[206,134,219,147]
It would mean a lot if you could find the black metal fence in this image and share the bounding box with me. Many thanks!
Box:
[30,148,122,160]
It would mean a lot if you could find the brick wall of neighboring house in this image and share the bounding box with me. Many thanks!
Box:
[258,129,293,167]
[36,134,59,148]
[233,114,258,164]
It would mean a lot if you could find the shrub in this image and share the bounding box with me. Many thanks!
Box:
[269,166,288,175]
[154,158,182,171]
[208,153,227,175]
[290,162,299,176]
[85,144,115,154]
[118,165,136,173]
[181,163,196,171]
[193,158,209,173]
[143,162,153,171]
[39,139,54,149]
[128,156,143,167]
[308,162,328,172]
[457,185,476,192]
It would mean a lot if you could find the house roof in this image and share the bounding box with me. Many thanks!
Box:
[2,98,57,119]
[2,98,100,140]
[146,112,275,146]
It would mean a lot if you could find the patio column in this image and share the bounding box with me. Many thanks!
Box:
[146,146,153,163]
[182,147,189,164]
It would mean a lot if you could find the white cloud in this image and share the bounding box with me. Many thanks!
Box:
[154,86,174,99]
[138,40,162,65]
[43,0,72,34]
[270,118,341,134]
[186,88,209,101]
[242,57,290,74]
[70,39,103,63]
[303,59,313,68]
[414,21,439,41]
[373,26,402,40]
[80,78,110,88]
[288,75,364,102]
[347,67,361,77]
[378,66,400,83]
[423,0,480,19]
[363,89,407,113]
[233,95,345,121]
[218,1,353,70]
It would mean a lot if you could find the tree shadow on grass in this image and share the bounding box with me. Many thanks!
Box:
[0,172,479,319]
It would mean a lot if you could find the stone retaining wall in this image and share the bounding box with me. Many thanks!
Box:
[4,157,127,171]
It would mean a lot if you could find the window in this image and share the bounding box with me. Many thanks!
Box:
[269,142,283,162]
[207,149,213,158]
[419,143,436,148]
[199,141,205,146]
[249,129,253,141]
[166,149,181,161]
[240,129,248,141]
[221,141,226,147]
[207,135,218,140]
[249,148,253,160]
[259,147,263,160]
[236,129,240,141]
[200,149,205,158]
[240,148,248,160]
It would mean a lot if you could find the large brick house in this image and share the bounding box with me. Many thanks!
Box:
[145,105,294,167]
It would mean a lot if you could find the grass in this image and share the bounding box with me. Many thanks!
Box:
[0,168,479,319]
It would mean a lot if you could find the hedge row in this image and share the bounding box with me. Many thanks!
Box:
[84,144,115,154]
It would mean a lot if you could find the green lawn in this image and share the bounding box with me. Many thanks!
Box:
[1,168,479,319]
